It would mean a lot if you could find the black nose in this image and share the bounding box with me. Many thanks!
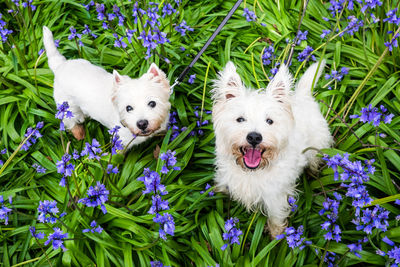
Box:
[137,120,149,131]
[246,132,262,146]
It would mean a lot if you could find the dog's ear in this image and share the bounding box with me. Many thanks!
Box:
[146,63,170,90]
[212,61,244,101]
[113,70,123,86]
[266,64,293,103]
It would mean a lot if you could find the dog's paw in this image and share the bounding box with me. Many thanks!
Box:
[266,219,287,239]
[71,125,85,140]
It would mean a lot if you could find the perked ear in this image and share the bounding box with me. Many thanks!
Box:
[266,64,293,103]
[147,63,166,79]
[113,70,123,85]
[212,61,244,101]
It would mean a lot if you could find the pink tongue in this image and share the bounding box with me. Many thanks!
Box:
[244,148,261,168]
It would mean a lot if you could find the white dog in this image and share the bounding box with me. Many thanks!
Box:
[43,26,171,148]
[212,61,332,237]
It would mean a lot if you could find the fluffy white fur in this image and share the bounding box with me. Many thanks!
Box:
[43,26,171,148]
[212,61,333,237]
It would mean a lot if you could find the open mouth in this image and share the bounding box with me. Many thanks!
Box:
[136,130,153,136]
[240,146,264,169]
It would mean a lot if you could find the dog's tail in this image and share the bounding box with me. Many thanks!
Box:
[43,26,66,72]
[295,60,326,96]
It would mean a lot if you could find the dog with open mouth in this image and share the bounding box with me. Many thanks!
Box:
[43,26,171,149]
[212,61,332,237]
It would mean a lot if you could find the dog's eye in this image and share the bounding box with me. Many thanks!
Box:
[266,118,274,125]
[126,105,133,112]
[236,117,245,123]
[148,101,156,108]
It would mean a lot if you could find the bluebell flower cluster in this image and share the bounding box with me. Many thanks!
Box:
[0,148,6,166]
[296,30,308,44]
[242,8,257,22]
[350,104,394,126]
[106,164,119,174]
[324,67,349,81]
[68,26,84,46]
[82,1,94,11]
[82,220,103,233]
[188,74,196,84]
[10,0,36,11]
[138,168,167,195]
[78,181,110,214]
[81,139,103,160]
[262,45,274,65]
[21,122,44,151]
[32,163,46,174]
[0,195,12,225]
[319,193,342,242]
[384,32,399,52]
[29,226,45,240]
[288,196,297,212]
[221,217,243,250]
[341,16,364,36]
[352,205,389,234]
[108,126,124,155]
[55,102,73,131]
[320,29,331,39]
[347,237,368,258]
[276,225,311,250]
[82,24,97,38]
[297,46,316,62]
[0,13,13,43]
[160,150,180,174]
[45,228,68,251]
[200,183,214,196]
[153,212,175,240]
[192,106,211,136]
[56,153,75,187]
[322,251,337,267]
[378,236,400,266]
[168,111,185,141]
[175,20,194,36]
[384,9,400,25]
[37,200,66,224]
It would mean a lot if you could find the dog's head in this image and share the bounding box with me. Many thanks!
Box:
[212,62,294,171]
[112,63,171,136]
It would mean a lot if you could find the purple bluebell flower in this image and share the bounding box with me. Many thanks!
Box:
[0,13,13,43]
[0,195,12,225]
[82,24,97,38]
[322,251,337,267]
[296,30,308,44]
[37,200,65,224]
[243,8,257,22]
[126,29,136,43]
[0,148,6,166]
[138,168,167,195]
[297,46,316,62]
[347,238,368,258]
[360,0,382,13]
[383,236,395,246]
[160,150,180,174]
[82,1,94,11]
[175,20,193,36]
[328,0,345,16]
[72,149,80,160]
[113,33,127,48]
[153,213,175,240]
[288,196,297,212]
[150,261,164,267]
[383,8,400,25]
[341,16,363,36]
[45,228,68,251]
[108,126,124,155]
[276,225,309,250]
[188,74,196,84]
[81,139,103,160]
[82,220,103,233]
[200,183,214,196]
[221,217,243,250]
[324,67,349,81]
[162,3,176,17]
[385,32,399,52]
[38,49,44,55]
[262,45,274,65]
[352,205,389,234]
[32,163,46,173]
[388,246,400,265]
[96,3,106,21]
[55,102,73,131]
[350,104,394,126]
[106,164,119,174]
[68,26,83,46]
[56,153,75,187]
[30,226,45,239]
[149,195,170,214]
[78,181,109,214]
[21,122,44,151]
[321,29,331,39]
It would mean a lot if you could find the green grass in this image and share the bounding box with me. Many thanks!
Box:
[0,0,400,266]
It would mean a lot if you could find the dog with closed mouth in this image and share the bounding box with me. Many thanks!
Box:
[212,60,332,237]
[43,26,171,149]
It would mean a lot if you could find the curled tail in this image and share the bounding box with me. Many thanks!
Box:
[295,60,326,96]
[42,26,66,72]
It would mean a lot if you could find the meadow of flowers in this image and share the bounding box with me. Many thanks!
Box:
[0,0,400,266]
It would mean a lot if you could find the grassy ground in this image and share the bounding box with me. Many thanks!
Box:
[0,0,400,266]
